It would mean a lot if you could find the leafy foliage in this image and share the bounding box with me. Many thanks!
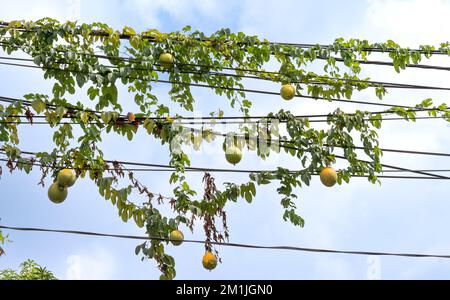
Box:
[0,19,449,279]
[0,259,57,280]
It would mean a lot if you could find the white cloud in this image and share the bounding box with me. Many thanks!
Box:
[65,247,116,280]
[357,0,450,167]
[237,0,309,39]
[364,0,450,45]
[124,0,230,28]
[0,0,80,21]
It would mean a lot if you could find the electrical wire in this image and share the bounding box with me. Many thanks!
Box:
[1,144,449,180]
[1,21,448,56]
[0,114,447,125]
[0,50,447,178]
[0,60,421,110]
[328,56,450,72]
[1,225,450,259]
[2,54,450,92]
[3,116,450,159]
[1,156,449,180]
[2,39,450,87]
[0,94,440,121]
[272,143,450,180]
[3,41,450,82]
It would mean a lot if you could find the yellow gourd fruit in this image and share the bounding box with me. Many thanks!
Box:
[159,53,174,68]
[280,84,296,101]
[202,251,218,270]
[57,169,77,188]
[225,146,243,165]
[169,230,184,246]
[320,167,338,187]
[48,182,68,204]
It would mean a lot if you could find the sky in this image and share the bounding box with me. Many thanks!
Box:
[1,0,450,280]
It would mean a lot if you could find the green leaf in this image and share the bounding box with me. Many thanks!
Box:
[244,191,252,203]
[135,245,142,255]
[123,26,136,36]
[76,73,86,88]
[248,182,256,196]
[127,129,133,141]
[130,36,141,49]
[31,99,46,114]
[88,87,99,100]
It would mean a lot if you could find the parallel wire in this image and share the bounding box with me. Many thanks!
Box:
[1,225,450,259]
[1,145,449,179]
[0,60,418,110]
[2,54,450,92]
[0,95,440,121]
[0,115,447,125]
[3,23,450,259]
[1,156,448,180]
[1,96,449,161]
[3,26,450,76]
[0,157,448,180]
[3,41,450,82]
[0,21,448,55]
[4,116,450,160]
[2,39,449,84]
[0,42,448,177]
[276,143,450,180]
[0,97,449,178]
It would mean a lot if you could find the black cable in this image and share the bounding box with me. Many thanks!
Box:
[0,93,448,179]
[2,39,450,84]
[0,60,419,110]
[2,97,449,163]
[3,117,450,159]
[2,54,450,92]
[1,157,448,180]
[3,41,450,84]
[2,144,449,180]
[0,115,447,125]
[330,56,450,72]
[0,95,438,121]
[273,144,450,180]
[1,22,448,56]
[1,225,450,259]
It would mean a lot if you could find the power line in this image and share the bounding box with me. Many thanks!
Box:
[1,156,449,180]
[269,144,450,180]
[3,41,450,81]
[0,94,441,122]
[2,54,450,93]
[0,114,447,125]
[2,144,449,180]
[0,60,419,110]
[329,56,450,72]
[2,39,450,85]
[166,124,450,160]
[2,94,449,165]
[1,225,450,259]
[0,67,446,178]
[0,92,448,179]
[3,116,450,159]
[1,21,448,56]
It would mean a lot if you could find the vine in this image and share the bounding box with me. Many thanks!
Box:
[0,19,449,279]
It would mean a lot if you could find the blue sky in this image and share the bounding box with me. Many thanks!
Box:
[2,0,450,279]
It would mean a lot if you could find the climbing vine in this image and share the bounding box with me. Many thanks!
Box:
[0,18,450,279]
